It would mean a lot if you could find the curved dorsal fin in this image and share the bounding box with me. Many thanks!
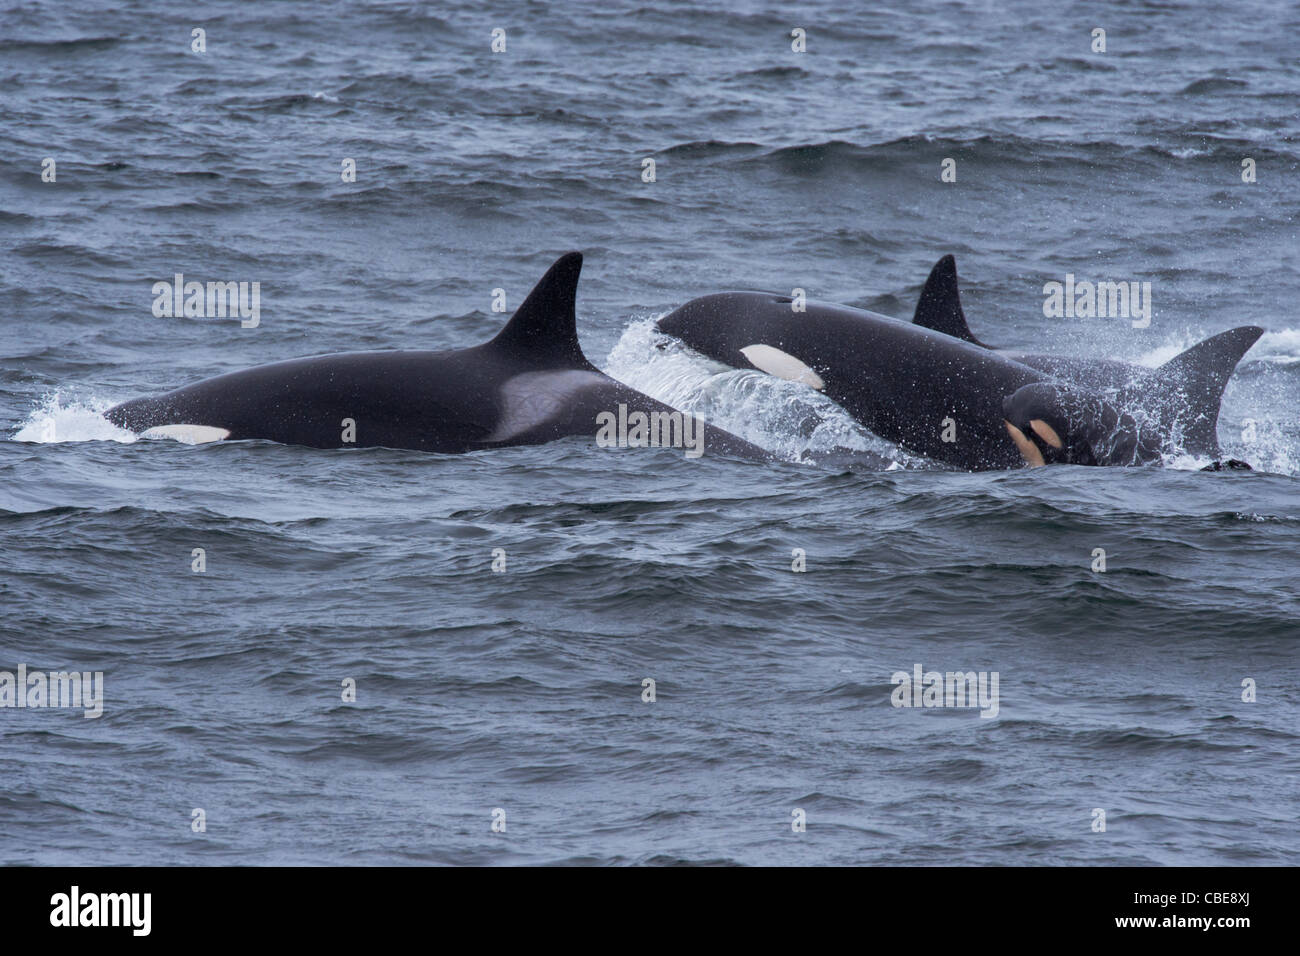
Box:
[912,254,988,347]
[1151,325,1263,455]
[490,252,593,368]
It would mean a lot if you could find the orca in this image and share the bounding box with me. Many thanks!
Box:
[658,291,1071,469]
[105,253,775,461]
[656,279,1259,470]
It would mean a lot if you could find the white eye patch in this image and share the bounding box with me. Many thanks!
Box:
[1004,421,1046,467]
[1030,419,1064,449]
[739,345,825,390]
[141,424,231,444]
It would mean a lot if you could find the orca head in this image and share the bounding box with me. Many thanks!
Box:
[656,294,755,368]
[1002,382,1161,467]
[657,293,826,390]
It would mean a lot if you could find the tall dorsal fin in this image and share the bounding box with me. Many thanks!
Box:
[489,252,594,368]
[1150,325,1263,455]
[912,254,988,347]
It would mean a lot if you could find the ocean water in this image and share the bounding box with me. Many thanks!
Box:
[1,0,1298,865]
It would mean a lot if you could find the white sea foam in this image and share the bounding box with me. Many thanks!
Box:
[1136,326,1300,368]
[1250,327,1300,366]
[11,393,138,444]
[602,317,919,467]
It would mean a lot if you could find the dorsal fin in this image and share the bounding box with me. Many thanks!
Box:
[912,254,988,347]
[1150,325,1263,455]
[490,252,594,368]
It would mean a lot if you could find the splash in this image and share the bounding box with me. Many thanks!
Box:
[1135,326,1300,368]
[12,392,137,444]
[602,318,923,467]
[1205,327,1300,475]
[1248,327,1300,367]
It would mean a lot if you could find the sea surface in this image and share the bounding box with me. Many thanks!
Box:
[1,0,1298,865]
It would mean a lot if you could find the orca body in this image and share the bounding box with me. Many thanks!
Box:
[657,268,1260,469]
[658,291,1061,470]
[106,254,774,461]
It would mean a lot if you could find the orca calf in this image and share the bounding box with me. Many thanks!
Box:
[106,253,774,461]
[656,275,1259,469]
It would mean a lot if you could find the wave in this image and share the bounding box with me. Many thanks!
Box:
[651,133,1299,173]
[1180,77,1250,95]
[0,36,121,54]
